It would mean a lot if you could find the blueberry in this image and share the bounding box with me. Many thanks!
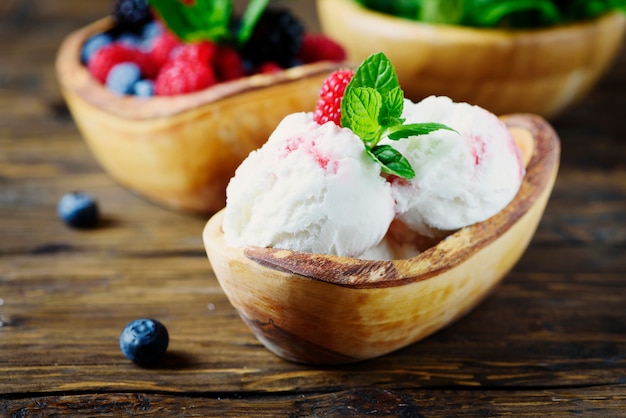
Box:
[116,33,143,49]
[57,191,99,228]
[132,79,154,97]
[140,20,163,48]
[120,318,169,367]
[106,62,142,95]
[81,33,113,64]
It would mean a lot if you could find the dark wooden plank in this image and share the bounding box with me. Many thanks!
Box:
[2,386,626,417]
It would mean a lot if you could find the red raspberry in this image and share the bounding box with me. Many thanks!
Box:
[313,69,354,126]
[213,45,246,82]
[87,43,135,83]
[255,62,283,75]
[175,41,217,65]
[298,34,346,64]
[149,30,182,69]
[88,42,158,82]
[154,55,217,96]
[132,50,160,79]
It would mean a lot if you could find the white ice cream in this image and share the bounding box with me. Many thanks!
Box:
[385,96,525,237]
[223,96,524,260]
[222,112,395,257]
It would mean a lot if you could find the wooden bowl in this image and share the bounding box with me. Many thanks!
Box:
[317,0,626,118]
[55,18,342,213]
[203,113,560,365]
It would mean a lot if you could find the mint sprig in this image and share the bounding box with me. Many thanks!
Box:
[148,0,269,45]
[340,52,454,179]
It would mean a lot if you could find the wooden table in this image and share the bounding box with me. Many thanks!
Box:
[2,1,625,416]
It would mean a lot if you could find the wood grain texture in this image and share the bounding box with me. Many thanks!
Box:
[1,0,625,415]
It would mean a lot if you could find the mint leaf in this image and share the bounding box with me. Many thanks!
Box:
[386,122,456,140]
[346,52,400,97]
[379,86,405,127]
[340,52,453,179]
[148,0,269,44]
[369,145,415,179]
[236,0,270,45]
[342,87,382,145]
[148,0,192,41]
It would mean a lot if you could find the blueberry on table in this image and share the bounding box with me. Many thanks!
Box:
[57,191,99,228]
[120,318,169,367]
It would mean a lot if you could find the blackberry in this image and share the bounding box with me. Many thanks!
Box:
[239,8,304,68]
[112,0,152,33]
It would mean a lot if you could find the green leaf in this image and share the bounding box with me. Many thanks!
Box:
[148,0,270,44]
[462,0,562,28]
[419,0,466,24]
[338,52,457,179]
[379,86,405,127]
[342,87,383,144]
[369,145,415,179]
[148,0,192,41]
[356,0,420,19]
[386,122,456,140]
[346,52,400,98]
[236,0,270,45]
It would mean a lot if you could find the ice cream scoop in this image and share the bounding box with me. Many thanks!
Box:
[223,112,395,257]
[388,95,525,237]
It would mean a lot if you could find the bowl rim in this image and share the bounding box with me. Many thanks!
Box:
[205,113,560,289]
[55,17,345,121]
[320,0,626,39]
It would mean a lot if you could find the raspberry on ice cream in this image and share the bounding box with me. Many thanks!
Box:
[222,113,395,257]
[385,95,525,237]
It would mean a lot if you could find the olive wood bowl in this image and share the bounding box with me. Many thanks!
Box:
[56,17,342,213]
[318,0,626,118]
[203,113,560,365]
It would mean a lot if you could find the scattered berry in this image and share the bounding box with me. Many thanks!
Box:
[57,191,100,228]
[106,62,142,95]
[141,20,163,44]
[120,318,169,367]
[87,43,135,83]
[82,4,347,97]
[116,33,143,48]
[213,45,246,82]
[313,69,355,126]
[298,33,346,64]
[133,79,155,97]
[240,8,304,68]
[81,33,113,64]
[148,30,182,69]
[154,54,216,96]
[175,41,217,65]
[256,62,283,75]
[113,0,152,32]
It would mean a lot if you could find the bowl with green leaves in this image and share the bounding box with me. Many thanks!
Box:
[56,0,346,214]
[317,0,625,118]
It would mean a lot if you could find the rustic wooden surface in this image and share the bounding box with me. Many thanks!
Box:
[1,1,625,416]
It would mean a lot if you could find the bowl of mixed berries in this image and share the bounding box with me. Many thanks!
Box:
[56,0,346,213]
